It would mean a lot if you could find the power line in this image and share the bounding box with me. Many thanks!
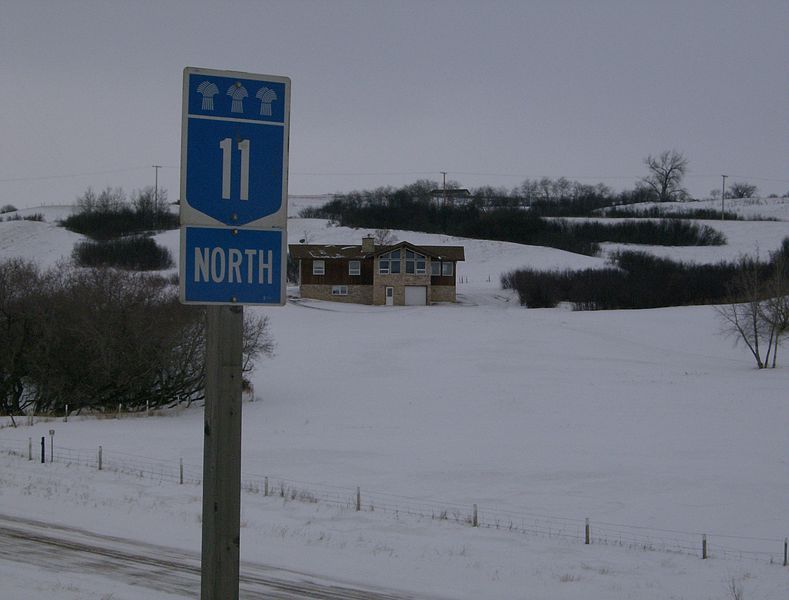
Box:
[2,164,786,186]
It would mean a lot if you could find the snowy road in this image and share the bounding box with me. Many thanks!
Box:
[0,514,429,599]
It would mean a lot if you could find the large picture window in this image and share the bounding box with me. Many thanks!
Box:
[405,249,426,274]
[378,250,401,274]
[312,260,325,275]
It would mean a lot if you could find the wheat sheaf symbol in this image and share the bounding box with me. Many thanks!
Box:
[256,87,278,116]
[196,81,219,110]
[227,83,249,113]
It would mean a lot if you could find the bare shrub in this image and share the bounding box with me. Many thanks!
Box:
[0,262,273,415]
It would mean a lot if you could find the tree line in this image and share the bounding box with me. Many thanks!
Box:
[303,180,725,256]
[0,261,273,418]
[62,186,179,239]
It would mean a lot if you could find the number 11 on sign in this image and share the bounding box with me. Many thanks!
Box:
[219,138,250,201]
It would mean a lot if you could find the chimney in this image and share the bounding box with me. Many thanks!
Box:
[361,234,375,254]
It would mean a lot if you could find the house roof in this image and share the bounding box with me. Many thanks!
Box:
[288,241,465,262]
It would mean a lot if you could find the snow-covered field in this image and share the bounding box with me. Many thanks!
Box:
[1,200,788,599]
[600,196,789,222]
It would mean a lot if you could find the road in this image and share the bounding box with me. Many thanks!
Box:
[0,513,431,599]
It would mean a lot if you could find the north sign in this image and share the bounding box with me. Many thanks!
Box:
[181,226,284,304]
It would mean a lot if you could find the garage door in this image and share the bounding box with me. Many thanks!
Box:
[404,286,427,306]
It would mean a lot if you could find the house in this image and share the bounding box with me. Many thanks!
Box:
[429,188,472,207]
[289,236,465,306]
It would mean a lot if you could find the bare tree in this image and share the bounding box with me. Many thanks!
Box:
[716,257,770,368]
[726,181,758,199]
[716,245,788,368]
[374,228,398,245]
[759,245,789,367]
[640,150,689,202]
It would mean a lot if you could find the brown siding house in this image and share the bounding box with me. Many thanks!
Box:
[289,236,465,306]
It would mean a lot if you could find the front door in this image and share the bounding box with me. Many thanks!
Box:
[385,286,394,306]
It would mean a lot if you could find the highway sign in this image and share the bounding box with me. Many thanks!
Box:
[180,67,290,228]
[181,226,284,304]
[179,67,290,305]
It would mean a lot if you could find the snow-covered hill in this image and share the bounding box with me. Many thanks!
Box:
[1,202,788,599]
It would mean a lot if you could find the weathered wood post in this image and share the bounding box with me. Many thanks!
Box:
[473,504,478,527]
[702,534,707,559]
[585,518,591,545]
[201,305,243,600]
[98,445,102,470]
[356,486,361,511]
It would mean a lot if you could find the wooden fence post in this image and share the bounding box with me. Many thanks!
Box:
[356,486,361,511]
[264,477,268,497]
[180,458,184,484]
[28,437,32,461]
[702,534,707,559]
[783,537,787,567]
[585,518,590,545]
[473,504,478,527]
[98,446,102,471]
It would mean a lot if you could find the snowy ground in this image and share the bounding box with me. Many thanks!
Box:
[1,200,788,598]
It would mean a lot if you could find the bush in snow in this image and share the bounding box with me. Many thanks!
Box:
[73,235,174,271]
[62,187,178,240]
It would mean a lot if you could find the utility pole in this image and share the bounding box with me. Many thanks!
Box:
[153,165,162,205]
[441,171,447,208]
[721,174,727,220]
[152,164,162,230]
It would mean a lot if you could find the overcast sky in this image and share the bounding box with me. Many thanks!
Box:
[1,0,787,209]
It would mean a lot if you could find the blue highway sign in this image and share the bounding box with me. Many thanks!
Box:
[182,226,284,305]
[180,68,290,228]
[179,67,290,305]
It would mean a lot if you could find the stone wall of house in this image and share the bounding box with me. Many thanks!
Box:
[373,272,431,305]
[300,284,373,305]
[430,285,456,303]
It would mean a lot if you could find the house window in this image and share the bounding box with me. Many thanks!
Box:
[348,260,360,276]
[442,262,454,276]
[405,249,426,274]
[331,285,348,296]
[312,260,325,275]
[431,261,441,276]
[378,250,401,274]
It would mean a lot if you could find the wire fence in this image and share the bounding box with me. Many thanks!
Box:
[2,439,787,567]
